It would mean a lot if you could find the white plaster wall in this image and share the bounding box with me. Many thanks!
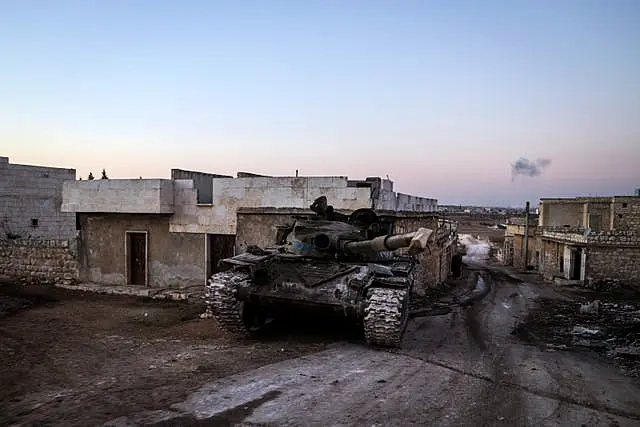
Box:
[169,176,372,234]
[375,190,437,212]
[62,179,174,214]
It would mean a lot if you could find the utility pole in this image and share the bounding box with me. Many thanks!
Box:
[523,200,530,271]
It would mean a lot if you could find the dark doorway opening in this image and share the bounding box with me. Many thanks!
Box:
[207,234,236,278]
[570,247,583,280]
[127,232,147,285]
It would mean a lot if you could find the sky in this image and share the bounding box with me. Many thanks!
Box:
[1,0,639,207]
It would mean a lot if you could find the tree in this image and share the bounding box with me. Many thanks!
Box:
[88,172,94,180]
[101,168,109,179]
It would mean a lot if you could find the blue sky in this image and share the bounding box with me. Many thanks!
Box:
[1,0,639,206]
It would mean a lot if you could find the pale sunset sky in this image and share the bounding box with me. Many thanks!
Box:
[1,1,638,207]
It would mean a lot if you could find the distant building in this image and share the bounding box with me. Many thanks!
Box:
[503,195,640,289]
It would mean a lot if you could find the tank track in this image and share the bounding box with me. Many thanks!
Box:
[205,270,251,337]
[363,287,409,348]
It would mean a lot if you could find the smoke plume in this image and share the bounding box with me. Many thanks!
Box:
[511,157,551,181]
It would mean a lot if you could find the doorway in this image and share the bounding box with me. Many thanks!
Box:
[127,232,147,285]
[570,247,583,280]
[206,234,236,278]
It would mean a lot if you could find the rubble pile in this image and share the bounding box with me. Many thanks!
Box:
[513,295,640,379]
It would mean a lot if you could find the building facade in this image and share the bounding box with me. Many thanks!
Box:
[525,196,640,289]
[61,169,441,290]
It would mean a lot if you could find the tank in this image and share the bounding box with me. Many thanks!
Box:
[205,196,441,348]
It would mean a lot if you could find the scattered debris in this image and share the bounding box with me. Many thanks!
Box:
[579,300,600,315]
[571,326,600,336]
[512,291,640,379]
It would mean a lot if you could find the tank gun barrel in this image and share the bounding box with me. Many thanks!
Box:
[342,227,434,255]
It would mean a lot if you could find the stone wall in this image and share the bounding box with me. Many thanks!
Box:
[0,238,79,284]
[503,236,514,265]
[0,156,76,240]
[585,246,640,289]
[540,239,564,280]
[612,197,640,231]
[541,230,588,244]
[587,231,640,246]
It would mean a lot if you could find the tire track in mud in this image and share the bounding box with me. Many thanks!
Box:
[399,337,640,421]
[403,265,640,423]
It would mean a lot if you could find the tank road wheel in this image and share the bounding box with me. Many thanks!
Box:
[205,270,253,337]
[363,287,409,348]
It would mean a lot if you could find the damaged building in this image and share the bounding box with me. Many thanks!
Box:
[503,195,640,289]
[538,196,640,288]
[59,169,451,294]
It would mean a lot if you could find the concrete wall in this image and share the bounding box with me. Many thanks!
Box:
[393,193,438,212]
[584,201,612,231]
[170,176,373,235]
[62,179,174,214]
[170,169,232,204]
[539,200,584,227]
[0,238,79,285]
[77,214,205,289]
[0,156,76,239]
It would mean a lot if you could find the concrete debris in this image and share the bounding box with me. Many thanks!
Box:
[199,307,213,319]
[579,300,600,315]
[513,293,640,378]
[571,326,600,336]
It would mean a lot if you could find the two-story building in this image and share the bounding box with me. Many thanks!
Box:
[536,196,640,288]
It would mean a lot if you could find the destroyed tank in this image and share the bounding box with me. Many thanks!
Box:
[205,196,439,348]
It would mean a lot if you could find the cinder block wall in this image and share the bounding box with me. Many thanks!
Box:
[0,157,76,240]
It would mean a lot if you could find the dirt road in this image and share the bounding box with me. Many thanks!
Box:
[0,285,333,426]
[108,265,640,426]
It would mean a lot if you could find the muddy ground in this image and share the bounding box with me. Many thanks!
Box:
[2,261,640,425]
[106,265,640,426]
[0,284,337,426]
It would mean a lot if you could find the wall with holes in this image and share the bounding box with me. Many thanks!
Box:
[0,156,77,240]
